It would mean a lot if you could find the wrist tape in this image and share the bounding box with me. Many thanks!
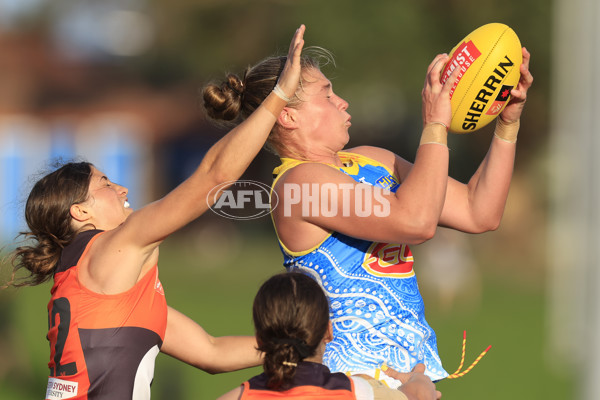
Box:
[494,117,519,144]
[420,122,448,147]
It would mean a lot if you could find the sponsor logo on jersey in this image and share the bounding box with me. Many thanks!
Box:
[362,242,414,278]
[46,377,78,400]
[375,175,400,192]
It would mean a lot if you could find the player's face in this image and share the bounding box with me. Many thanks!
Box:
[83,167,132,230]
[294,68,351,151]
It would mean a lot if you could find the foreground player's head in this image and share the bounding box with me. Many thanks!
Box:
[252,272,331,389]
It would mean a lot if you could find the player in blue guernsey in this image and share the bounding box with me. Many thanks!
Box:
[206,28,533,387]
[272,153,448,383]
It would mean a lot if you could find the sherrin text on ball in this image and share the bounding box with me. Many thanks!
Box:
[441,23,522,133]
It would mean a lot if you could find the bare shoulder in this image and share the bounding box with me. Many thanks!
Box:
[216,386,244,400]
[345,145,397,168]
[274,162,352,188]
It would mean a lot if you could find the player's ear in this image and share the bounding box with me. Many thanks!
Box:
[325,321,334,343]
[277,107,299,130]
[70,203,90,222]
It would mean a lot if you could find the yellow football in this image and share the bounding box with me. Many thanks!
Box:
[440,23,522,133]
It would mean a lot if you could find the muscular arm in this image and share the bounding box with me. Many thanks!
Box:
[84,26,306,292]
[273,54,457,251]
[439,47,532,233]
[274,122,514,253]
[123,98,285,248]
[355,48,533,236]
[123,26,306,252]
[273,142,448,248]
[161,306,262,374]
[360,131,515,235]
[439,133,516,232]
[381,132,516,234]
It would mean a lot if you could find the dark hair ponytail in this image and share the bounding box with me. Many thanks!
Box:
[7,162,93,287]
[202,73,247,122]
[252,272,330,390]
[202,47,335,155]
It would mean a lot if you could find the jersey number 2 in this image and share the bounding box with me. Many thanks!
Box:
[49,297,77,376]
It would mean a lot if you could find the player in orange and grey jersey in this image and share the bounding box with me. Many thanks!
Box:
[47,230,167,399]
[7,25,308,400]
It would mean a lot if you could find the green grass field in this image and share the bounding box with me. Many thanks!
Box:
[0,227,574,399]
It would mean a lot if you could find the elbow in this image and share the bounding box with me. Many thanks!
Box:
[399,217,438,245]
[412,225,437,244]
[487,217,502,232]
[199,158,241,189]
[194,362,226,375]
[470,214,503,234]
[204,368,221,376]
[208,169,237,188]
[481,218,502,233]
[480,209,505,232]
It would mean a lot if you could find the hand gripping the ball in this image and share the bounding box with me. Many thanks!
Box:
[499,47,533,124]
[440,23,524,133]
[421,53,461,129]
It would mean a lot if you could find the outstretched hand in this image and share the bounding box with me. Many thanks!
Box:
[277,24,306,100]
[422,54,460,128]
[500,47,533,123]
[383,363,442,400]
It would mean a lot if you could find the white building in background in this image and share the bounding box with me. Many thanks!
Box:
[0,113,153,244]
[0,0,196,246]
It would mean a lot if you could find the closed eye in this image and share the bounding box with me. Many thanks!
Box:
[100,176,112,187]
[321,82,333,99]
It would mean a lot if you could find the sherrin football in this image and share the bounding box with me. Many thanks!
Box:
[440,23,522,133]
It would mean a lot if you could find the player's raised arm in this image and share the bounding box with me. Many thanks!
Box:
[118,25,306,251]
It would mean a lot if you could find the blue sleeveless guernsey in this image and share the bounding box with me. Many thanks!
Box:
[272,151,448,381]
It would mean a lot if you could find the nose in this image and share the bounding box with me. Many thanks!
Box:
[336,95,349,111]
[116,183,128,196]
